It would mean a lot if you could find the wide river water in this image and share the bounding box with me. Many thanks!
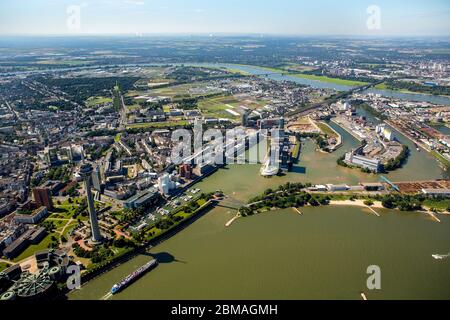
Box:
[70,109,450,300]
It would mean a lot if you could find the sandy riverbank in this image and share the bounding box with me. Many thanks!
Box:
[329,199,384,209]
[225,199,446,228]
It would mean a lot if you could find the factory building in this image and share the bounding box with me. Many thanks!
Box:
[344,151,381,173]
[376,124,395,142]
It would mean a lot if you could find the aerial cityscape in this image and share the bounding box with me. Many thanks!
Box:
[0,0,449,303]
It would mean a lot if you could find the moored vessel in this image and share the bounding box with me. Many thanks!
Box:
[111,259,158,294]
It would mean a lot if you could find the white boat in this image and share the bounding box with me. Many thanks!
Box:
[432,253,450,260]
[111,259,158,294]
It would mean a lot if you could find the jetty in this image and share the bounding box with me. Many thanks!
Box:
[225,213,241,227]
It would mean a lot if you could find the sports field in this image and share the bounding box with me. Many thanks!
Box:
[86,96,113,107]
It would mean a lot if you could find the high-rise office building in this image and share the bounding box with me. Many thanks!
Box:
[92,165,103,192]
[179,164,193,180]
[32,188,54,210]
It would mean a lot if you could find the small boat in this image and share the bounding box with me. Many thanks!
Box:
[432,253,450,260]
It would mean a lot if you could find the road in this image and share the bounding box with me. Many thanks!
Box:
[0,258,16,266]
[118,94,127,131]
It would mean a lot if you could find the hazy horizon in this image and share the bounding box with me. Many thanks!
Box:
[0,0,449,37]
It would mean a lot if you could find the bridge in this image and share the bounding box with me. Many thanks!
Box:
[215,197,268,210]
[380,176,400,192]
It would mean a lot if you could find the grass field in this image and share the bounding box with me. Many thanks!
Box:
[375,82,414,93]
[292,140,301,159]
[292,73,368,86]
[126,83,221,102]
[316,121,338,138]
[223,68,251,75]
[280,63,317,72]
[374,83,388,90]
[374,82,446,96]
[423,199,450,211]
[62,221,79,240]
[86,96,113,107]
[54,198,82,215]
[150,83,221,99]
[198,95,242,119]
[35,59,94,66]
[198,94,268,120]
[0,262,11,272]
[13,233,59,262]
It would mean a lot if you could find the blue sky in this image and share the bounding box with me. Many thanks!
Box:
[0,0,449,36]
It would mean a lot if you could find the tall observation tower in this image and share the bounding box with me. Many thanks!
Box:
[79,163,102,244]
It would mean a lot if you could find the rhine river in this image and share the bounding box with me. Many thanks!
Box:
[70,110,450,300]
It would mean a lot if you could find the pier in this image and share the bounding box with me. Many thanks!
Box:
[426,211,441,223]
[225,213,241,227]
[366,206,380,217]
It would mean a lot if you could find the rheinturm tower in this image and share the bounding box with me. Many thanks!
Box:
[79,163,102,244]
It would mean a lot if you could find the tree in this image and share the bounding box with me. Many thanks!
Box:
[309,198,320,207]
[382,198,395,209]
[42,220,56,232]
[364,199,374,207]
